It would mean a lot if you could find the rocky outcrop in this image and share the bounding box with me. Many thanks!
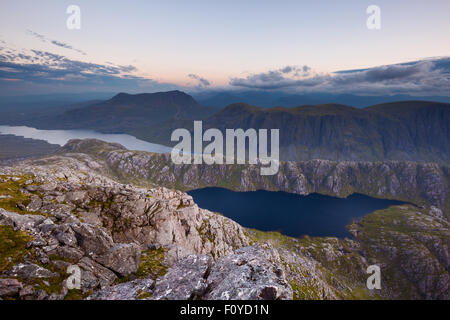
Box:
[0,156,250,299]
[0,209,46,232]
[201,245,293,300]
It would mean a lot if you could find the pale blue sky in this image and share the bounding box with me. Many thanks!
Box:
[0,0,449,94]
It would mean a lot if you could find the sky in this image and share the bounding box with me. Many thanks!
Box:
[0,0,449,96]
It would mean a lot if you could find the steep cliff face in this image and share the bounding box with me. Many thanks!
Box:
[0,150,448,300]
[61,139,450,215]
[202,101,450,163]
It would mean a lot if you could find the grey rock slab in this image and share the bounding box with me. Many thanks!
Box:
[88,278,154,300]
[0,208,46,231]
[8,262,59,279]
[152,254,213,300]
[94,243,141,277]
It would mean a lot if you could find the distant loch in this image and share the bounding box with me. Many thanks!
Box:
[0,125,173,154]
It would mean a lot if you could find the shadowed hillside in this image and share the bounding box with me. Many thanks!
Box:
[201,100,450,163]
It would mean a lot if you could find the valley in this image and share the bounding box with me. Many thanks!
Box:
[0,93,449,301]
[0,143,448,300]
[59,139,449,217]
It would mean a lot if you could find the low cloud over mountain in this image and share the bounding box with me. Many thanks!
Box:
[188,74,211,88]
[230,57,450,96]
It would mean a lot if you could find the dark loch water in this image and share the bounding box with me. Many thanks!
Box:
[187,188,407,238]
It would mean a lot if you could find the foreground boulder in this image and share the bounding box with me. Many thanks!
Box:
[71,223,115,256]
[203,246,293,300]
[90,245,294,301]
[151,255,213,300]
[78,257,117,290]
[140,245,292,300]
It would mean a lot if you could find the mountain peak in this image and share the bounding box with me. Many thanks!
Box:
[56,90,214,133]
[109,90,198,105]
[112,92,130,100]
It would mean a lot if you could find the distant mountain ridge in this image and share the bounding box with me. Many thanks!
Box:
[1,90,449,164]
[202,100,450,163]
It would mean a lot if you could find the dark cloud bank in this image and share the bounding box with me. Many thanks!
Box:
[0,45,177,94]
[230,58,450,96]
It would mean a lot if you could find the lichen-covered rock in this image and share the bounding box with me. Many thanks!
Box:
[94,243,141,277]
[26,195,42,212]
[7,262,59,279]
[77,257,117,290]
[204,245,293,300]
[53,224,78,247]
[152,254,212,300]
[71,223,114,256]
[50,245,84,262]
[151,245,293,300]
[87,278,154,300]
